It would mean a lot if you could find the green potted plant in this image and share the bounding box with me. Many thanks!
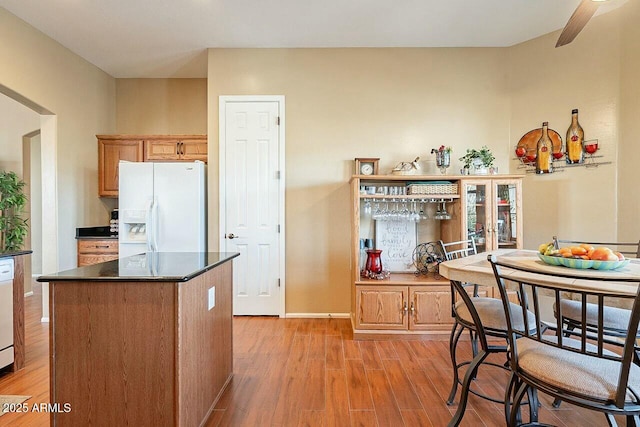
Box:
[0,171,28,252]
[459,146,495,175]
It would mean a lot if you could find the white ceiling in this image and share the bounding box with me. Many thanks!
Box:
[0,0,626,78]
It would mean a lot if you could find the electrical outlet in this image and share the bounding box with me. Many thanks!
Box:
[208,286,215,310]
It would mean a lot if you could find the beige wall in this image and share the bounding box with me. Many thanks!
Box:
[116,79,207,134]
[0,95,40,174]
[2,1,637,314]
[0,7,116,271]
[207,2,639,314]
[508,1,639,248]
[618,0,640,241]
[208,48,511,313]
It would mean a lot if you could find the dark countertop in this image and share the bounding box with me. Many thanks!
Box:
[76,225,117,239]
[37,252,240,282]
[0,250,33,259]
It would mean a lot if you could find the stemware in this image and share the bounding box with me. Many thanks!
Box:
[433,200,451,220]
[584,139,599,166]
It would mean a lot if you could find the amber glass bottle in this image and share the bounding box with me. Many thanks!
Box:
[536,122,553,174]
[566,109,584,164]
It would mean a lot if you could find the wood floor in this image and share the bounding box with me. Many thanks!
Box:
[1,283,614,426]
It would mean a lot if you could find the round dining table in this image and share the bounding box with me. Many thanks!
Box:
[439,249,640,297]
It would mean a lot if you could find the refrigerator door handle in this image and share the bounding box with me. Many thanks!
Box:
[145,199,154,252]
[151,197,159,252]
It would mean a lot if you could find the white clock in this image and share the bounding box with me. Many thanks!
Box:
[361,163,374,175]
[354,158,379,176]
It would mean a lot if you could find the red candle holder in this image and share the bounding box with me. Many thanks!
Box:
[365,249,383,274]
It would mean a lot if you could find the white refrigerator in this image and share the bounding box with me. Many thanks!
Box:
[118,161,206,258]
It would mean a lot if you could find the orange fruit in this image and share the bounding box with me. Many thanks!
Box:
[590,247,618,261]
[571,246,587,256]
[615,251,625,261]
[580,243,595,252]
[558,247,572,255]
[562,252,574,258]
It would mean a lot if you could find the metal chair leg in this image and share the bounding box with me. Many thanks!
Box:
[526,387,539,423]
[447,321,465,405]
[448,350,489,427]
[509,381,529,427]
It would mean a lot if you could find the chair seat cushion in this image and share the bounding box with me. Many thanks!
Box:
[454,297,536,331]
[559,299,631,332]
[517,337,640,403]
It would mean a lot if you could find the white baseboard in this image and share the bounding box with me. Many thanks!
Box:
[41,317,49,323]
[285,313,350,319]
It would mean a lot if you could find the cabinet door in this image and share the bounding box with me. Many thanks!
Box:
[409,286,453,331]
[492,180,522,250]
[355,286,408,330]
[179,138,208,162]
[98,139,144,197]
[144,140,180,161]
[461,180,491,253]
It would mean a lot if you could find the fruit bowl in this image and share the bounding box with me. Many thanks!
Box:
[537,253,630,270]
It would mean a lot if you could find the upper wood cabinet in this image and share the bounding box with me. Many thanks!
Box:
[144,136,207,162]
[97,135,207,197]
[98,136,144,197]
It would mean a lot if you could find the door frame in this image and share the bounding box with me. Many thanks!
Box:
[218,95,286,317]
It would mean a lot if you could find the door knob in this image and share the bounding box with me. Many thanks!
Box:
[226,233,238,239]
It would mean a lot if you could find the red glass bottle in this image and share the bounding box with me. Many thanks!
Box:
[365,249,383,274]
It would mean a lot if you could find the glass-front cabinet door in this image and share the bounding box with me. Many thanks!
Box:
[462,180,490,253]
[461,179,522,253]
[493,180,522,250]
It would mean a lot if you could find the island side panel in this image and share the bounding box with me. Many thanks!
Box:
[50,281,177,426]
[12,255,25,371]
[178,261,233,426]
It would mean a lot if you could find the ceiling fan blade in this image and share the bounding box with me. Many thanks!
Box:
[556,0,600,47]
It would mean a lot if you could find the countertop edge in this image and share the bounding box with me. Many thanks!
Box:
[0,250,33,258]
[37,252,240,282]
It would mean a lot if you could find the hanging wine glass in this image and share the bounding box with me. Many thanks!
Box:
[584,139,599,166]
[433,199,451,220]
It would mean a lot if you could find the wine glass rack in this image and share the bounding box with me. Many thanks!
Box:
[514,139,611,173]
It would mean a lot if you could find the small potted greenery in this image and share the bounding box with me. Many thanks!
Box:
[459,146,495,175]
[0,171,28,252]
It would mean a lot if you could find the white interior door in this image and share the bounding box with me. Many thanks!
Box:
[220,96,284,316]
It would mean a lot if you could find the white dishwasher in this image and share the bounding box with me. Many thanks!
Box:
[0,258,15,370]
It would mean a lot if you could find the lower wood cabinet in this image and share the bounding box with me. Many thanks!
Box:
[354,282,453,337]
[77,239,119,267]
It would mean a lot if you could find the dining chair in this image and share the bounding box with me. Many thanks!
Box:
[489,253,640,426]
[552,237,640,347]
[440,238,537,427]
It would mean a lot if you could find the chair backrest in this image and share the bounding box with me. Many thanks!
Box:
[439,238,477,261]
[440,237,480,300]
[553,236,640,258]
[488,254,640,409]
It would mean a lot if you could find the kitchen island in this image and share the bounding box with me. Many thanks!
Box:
[38,251,239,427]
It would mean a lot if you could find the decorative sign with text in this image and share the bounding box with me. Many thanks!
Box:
[375,221,417,272]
